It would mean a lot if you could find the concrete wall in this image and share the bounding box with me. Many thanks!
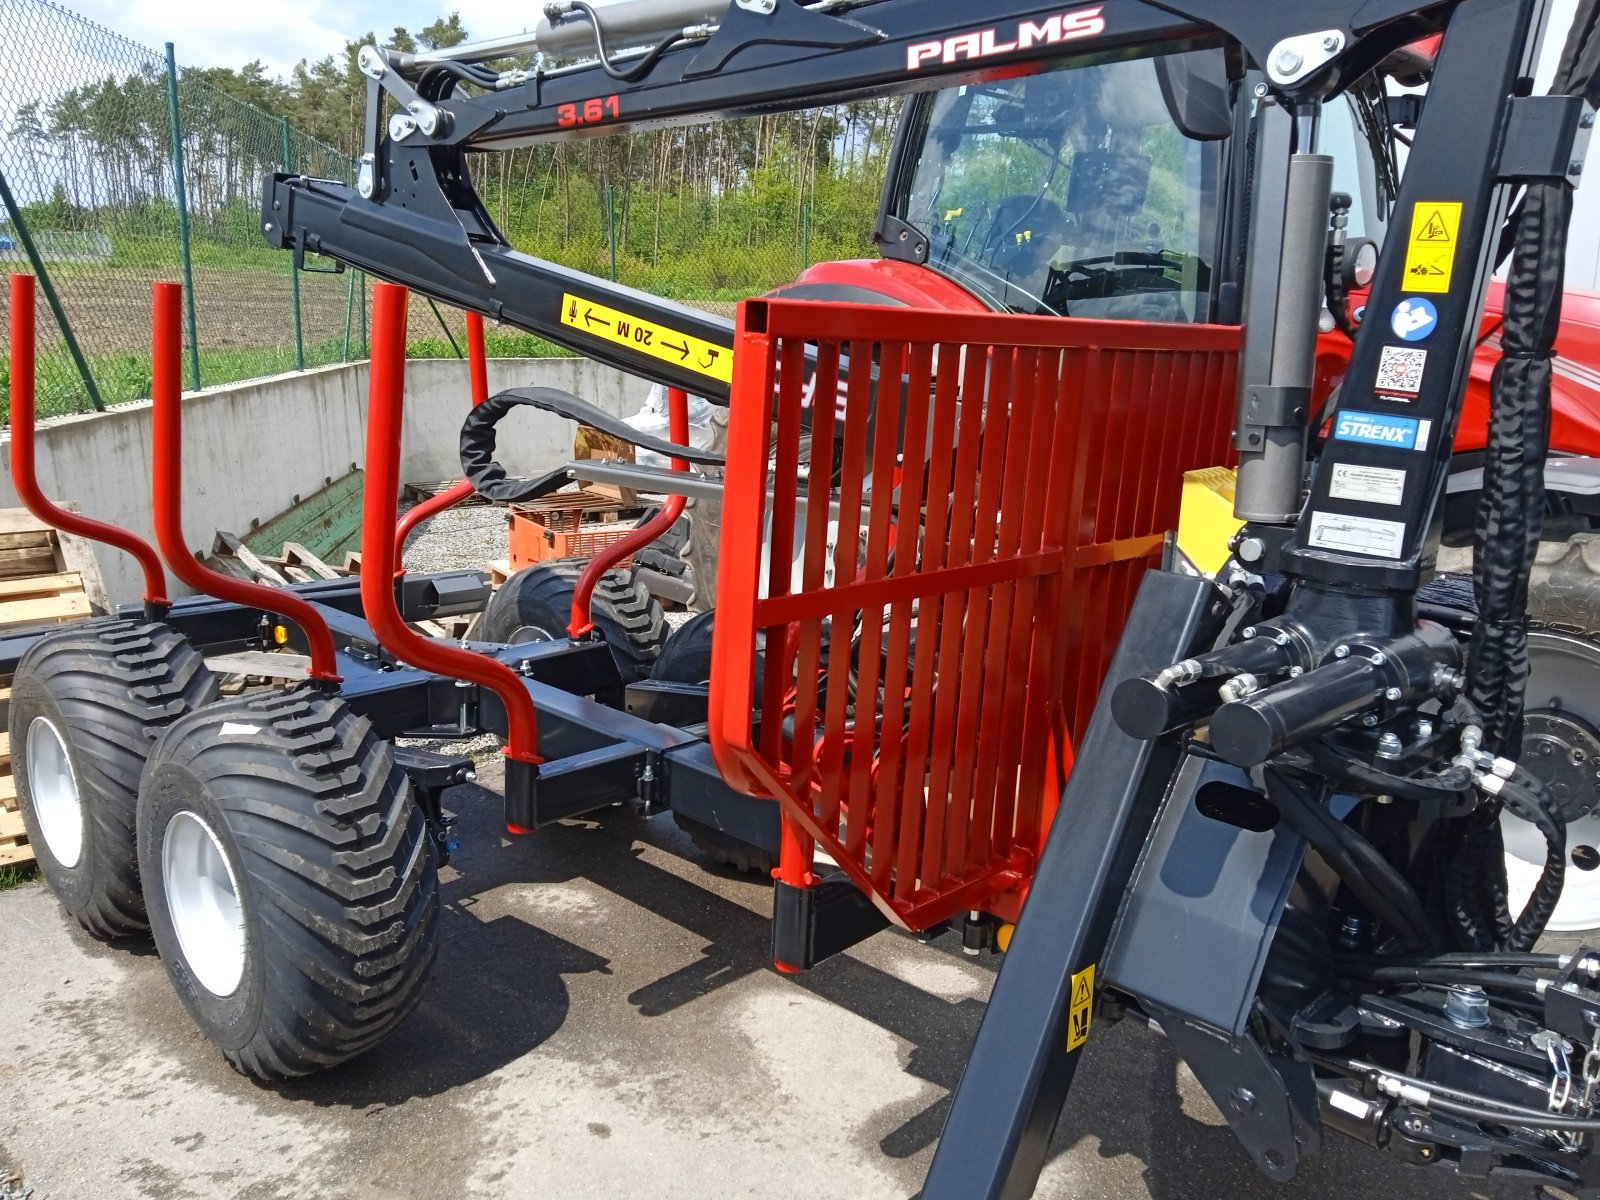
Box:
[0,357,648,607]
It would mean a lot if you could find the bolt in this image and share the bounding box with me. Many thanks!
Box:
[1274,633,1291,647]
[1238,537,1266,563]
[1414,718,1435,740]
[1377,732,1403,758]
[1322,34,1341,50]
[263,221,273,233]
[1572,160,1586,178]
[1289,666,1304,677]
[1273,47,1304,76]
[1334,645,1350,659]
[1362,713,1381,728]
[1231,1088,1258,1115]
[1254,81,1270,98]
[1241,626,1257,640]
[464,770,477,782]
[1369,652,1385,666]
[1384,687,1402,701]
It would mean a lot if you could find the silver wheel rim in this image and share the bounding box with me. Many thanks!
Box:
[509,621,561,644]
[162,811,247,997]
[27,717,83,868]
[1503,631,1600,932]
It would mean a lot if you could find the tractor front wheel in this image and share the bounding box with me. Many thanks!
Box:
[483,558,667,683]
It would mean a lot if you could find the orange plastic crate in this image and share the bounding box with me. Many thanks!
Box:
[508,490,638,568]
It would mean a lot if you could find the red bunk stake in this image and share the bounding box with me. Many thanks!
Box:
[361,283,541,764]
[8,273,171,618]
[568,386,692,637]
[148,281,342,682]
[393,310,490,561]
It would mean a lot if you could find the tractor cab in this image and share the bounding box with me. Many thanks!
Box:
[871,48,1401,329]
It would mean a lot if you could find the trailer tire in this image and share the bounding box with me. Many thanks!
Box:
[483,558,666,683]
[674,815,777,876]
[10,620,217,940]
[137,688,439,1079]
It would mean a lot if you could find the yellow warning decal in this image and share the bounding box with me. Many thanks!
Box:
[1066,962,1096,1051]
[559,292,733,384]
[1401,201,1462,295]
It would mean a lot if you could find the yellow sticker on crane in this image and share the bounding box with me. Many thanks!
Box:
[559,292,733,384]
[1401,201,1462,294]
[1066,962,1096,1051]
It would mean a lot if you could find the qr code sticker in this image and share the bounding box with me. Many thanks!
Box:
[1376,345,1427,397]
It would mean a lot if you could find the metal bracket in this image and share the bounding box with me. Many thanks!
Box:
[358,44,449,142]
[1238,384,1311,444]
[1264,29,1345,88]
[1154,1008,1316,1182]
[1498,95,1594,182]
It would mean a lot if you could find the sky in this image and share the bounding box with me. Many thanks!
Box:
[61,0,522,76]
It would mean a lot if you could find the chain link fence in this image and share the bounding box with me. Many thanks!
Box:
[0,0,362,419]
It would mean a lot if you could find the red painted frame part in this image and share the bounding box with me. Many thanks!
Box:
[567,387,691,637]
[361,282,542,763]
[149,281,342,681]
[710,298,1240,932]
[393,310,490,560]
[8,273,171,610]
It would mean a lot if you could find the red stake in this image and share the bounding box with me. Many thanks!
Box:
[568,387,691,637]
[393,310,489,561]
[361,283,541,762]
[8,274,171,616]
[148,281,342,682]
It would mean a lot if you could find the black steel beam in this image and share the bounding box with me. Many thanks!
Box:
[922,569,1226,1200]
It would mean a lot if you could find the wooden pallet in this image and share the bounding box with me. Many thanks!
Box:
[0,510,102,870]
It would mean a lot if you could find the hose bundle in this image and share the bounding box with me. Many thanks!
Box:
[1447,2,1600,952]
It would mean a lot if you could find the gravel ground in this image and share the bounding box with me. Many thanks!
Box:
[398,499,510,575]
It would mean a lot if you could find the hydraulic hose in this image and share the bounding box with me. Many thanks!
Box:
[1265,767,1436,953]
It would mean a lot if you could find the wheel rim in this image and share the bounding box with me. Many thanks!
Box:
[162,811,247,997]
[26,717,82,868]
[1503,630,1600,932]
[508,621,561,644]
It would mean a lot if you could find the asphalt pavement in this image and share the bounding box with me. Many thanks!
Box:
[0,760,1535,1200]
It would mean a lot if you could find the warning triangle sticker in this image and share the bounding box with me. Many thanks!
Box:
[1072,974,1093,1007]
[1418,212,1452,242]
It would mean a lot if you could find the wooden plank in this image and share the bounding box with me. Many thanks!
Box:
[0,592,91,630]
[0,510,53,537]
[0,808,24,839]
[282,542,343,580]
[0,546,61,579]
[0,775,17,808]
[215,532,291,586]
[0,840,34,867]
[489,559,511,588]
[205,651,312,681]
[0,530,53,551]
[0,572,82,600]
[0,732,13,763]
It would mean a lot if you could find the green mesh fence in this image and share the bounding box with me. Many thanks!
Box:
[0,0,358,419]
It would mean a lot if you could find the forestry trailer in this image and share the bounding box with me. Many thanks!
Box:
[6,0,1600,1195]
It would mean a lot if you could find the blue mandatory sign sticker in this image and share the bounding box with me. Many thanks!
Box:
[1390,297,1438,342]
[1333,409,1433,451]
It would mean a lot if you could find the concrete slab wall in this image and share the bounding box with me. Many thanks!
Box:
[0,357,649,607]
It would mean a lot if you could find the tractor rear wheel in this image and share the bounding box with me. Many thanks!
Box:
[1504,628,1600,953]
[483,558,667,683]
[9,620,216,939]
[137,687,439,1079]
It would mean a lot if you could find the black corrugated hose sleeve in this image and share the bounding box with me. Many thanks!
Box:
[1501,769,1568,951]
